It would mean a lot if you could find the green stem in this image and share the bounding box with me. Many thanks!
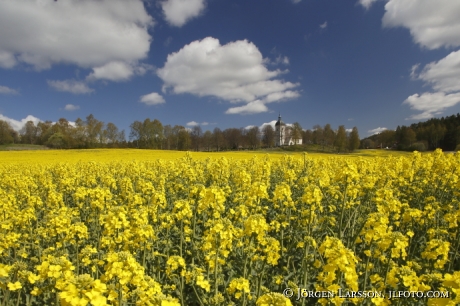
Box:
[191,284,205,306]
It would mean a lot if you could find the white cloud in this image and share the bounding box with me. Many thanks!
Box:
[410,63,420,80]
[358,0,379,10]
[292,0,302,3]
[161,0,206,27]
[0,114,41,131]
[139,92,165,105]
[0,0,153,70]
[382,0,460,49]
[259,118,294,130]
[225,100,269,115]
[418,50,460,93]
[64,104,80,111]
[260,120,277,130]
[346,128,353,133]
[0,50,16,68]
[47,80,94,94]
[186,121,209,126]
[319,21,327,29]
[263,91,300,103]
[186,121,199,126]
[267,55,290,66]
[368,127,387,135]
[403,92,460,120]
[158,37,299,115]
[348,118,354,121]
[0,85,18,95]
[87,61,134,82]
[382,1,460,119]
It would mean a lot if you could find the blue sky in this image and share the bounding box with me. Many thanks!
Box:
[1,0,460,137]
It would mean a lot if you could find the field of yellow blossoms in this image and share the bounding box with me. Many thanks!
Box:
[1,149,460,305]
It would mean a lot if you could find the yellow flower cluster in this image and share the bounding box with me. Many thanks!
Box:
[1,149,460,305]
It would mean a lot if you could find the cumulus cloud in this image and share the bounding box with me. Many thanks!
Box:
[47,80,94,94]
[382,1,460,119]
[260,120,277,130]
[382,0,460,49]
[0,114,42,131]
[0,85,18,95]
[64,104,80,112]
[410,63,420,80]
[263,91,300,103]
[358,0,379,9]
[368,127,387,135]
[186,121,211,126]
[87,61,134,82]
[139,92,165,105]
[319,21,327,29]
[403,92,460,120]
[186,121,199,126]
[0,0,153,71]
[158,37,299,115]
[86,62,155,82]
[0,50,16,69]
[418,50,460,93]
[64,104,80,111]
[161,0,206,27]
[225,100,269,115]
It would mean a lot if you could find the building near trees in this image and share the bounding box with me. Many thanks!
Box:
[275,114,302,146]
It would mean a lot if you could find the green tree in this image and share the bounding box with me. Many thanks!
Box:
[262,125,275,148]
[348,127,360,151]
[20,120,38,144]
[323,123,335,149]
[246,126,260,149]
[46,132,67,149]
[302,129,313,145]
[377,130,395,148]
[85,114,103,147]
[72,118,87,148]
[312,125,324,148]
[178,128,191,151]
[37,121,53,145]
[291,122,303,145]
[213,127,224,151]
[202,130,213,151]
[129,120,143,148]
[335,125,347,153]
[191,125,202,151]
[104,122,120,146]
[0,120,14,144]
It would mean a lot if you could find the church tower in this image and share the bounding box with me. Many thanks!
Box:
[275,113,286,146]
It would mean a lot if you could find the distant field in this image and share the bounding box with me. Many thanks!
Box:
[0,148,414,165]
[0,144,48,151]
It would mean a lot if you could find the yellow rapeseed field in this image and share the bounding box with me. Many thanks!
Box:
[0,148,411,165]
[1,149,459,305]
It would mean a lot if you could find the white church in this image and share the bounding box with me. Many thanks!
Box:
[275,114,302,146]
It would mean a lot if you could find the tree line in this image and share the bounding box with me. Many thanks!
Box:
[0,115,125,149]
[361,113,460,151]
[0,114,362,152]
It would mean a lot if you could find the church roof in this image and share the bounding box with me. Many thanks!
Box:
[275,114,285,126]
